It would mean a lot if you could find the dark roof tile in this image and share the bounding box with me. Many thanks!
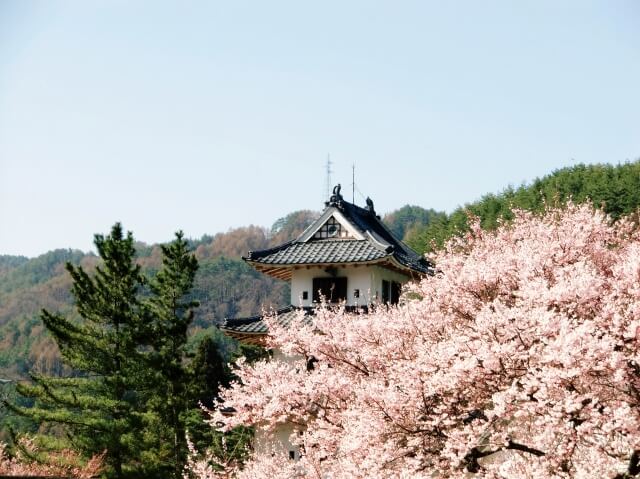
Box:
[244,188,433,275]
[248,239,388,266]
[220,306,313,335]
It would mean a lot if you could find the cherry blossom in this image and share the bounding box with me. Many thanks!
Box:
[195,203,640,478]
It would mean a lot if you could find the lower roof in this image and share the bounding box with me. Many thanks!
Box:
[219,305,372,344]
[221,306,309,334]
[219,306,312,344]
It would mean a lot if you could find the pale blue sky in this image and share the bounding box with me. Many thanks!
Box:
[1,1,639,257]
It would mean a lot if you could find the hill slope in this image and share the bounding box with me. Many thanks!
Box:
[406,161,640,254]
[3,160,639,382]
[0,211,321,381]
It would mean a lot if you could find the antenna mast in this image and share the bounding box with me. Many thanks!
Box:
[325,154,333,201]
[352,163,355,204]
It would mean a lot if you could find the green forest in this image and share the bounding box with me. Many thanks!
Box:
[404,161,640,253]
[2,161,639,382]
[1,160,640,477]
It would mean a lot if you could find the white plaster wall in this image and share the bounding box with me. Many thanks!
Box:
[253,422,301,460]
[272,348,302,364]
[290,265,376,307]
[348,267,376,306]
[369,265,412,302]
[253,350,303,460]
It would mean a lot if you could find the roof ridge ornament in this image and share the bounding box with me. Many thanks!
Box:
[365,197,375,215]
[326,183,344,208]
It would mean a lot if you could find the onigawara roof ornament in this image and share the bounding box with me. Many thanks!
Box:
[327,183,344,208]
[365,197,375,215]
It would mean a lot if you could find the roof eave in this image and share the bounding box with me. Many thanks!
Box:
[385,255,430,278]
[219,329,268,345]
[246,256,429,280]
[245,256,404,279]
[245,261,294,280]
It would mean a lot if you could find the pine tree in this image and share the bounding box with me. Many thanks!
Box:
[4,226,243,477]
[184,336,231,455]
[143,231,199,479]
[144,233,252,476]
[185,338,256,471]
[5,224,150,478]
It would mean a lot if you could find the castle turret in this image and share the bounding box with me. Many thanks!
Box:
[220,185,432,344]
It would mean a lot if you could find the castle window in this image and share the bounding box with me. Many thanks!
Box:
[306,356,318,371]
[391,281,401,305]
[382,280,401,305]
[313,277,347,303]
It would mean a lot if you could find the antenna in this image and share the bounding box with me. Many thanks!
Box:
[325,154,333,201]
[352,163,355,204]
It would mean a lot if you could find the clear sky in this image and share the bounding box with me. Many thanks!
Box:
[1,1,639,257]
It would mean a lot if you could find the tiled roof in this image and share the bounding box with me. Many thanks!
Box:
[339,201,431,273]
[246,239,390,266]
[220,306,313,335]
[244,192,433,275]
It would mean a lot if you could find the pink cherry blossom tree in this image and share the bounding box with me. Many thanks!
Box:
[191,203,640,478]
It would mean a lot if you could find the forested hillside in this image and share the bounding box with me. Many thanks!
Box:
[0,211,319,382]
[2,161,639,385]
[406,161,640,253]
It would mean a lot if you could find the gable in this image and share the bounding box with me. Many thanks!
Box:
[311,216,354,240]
[304,211,364,242]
